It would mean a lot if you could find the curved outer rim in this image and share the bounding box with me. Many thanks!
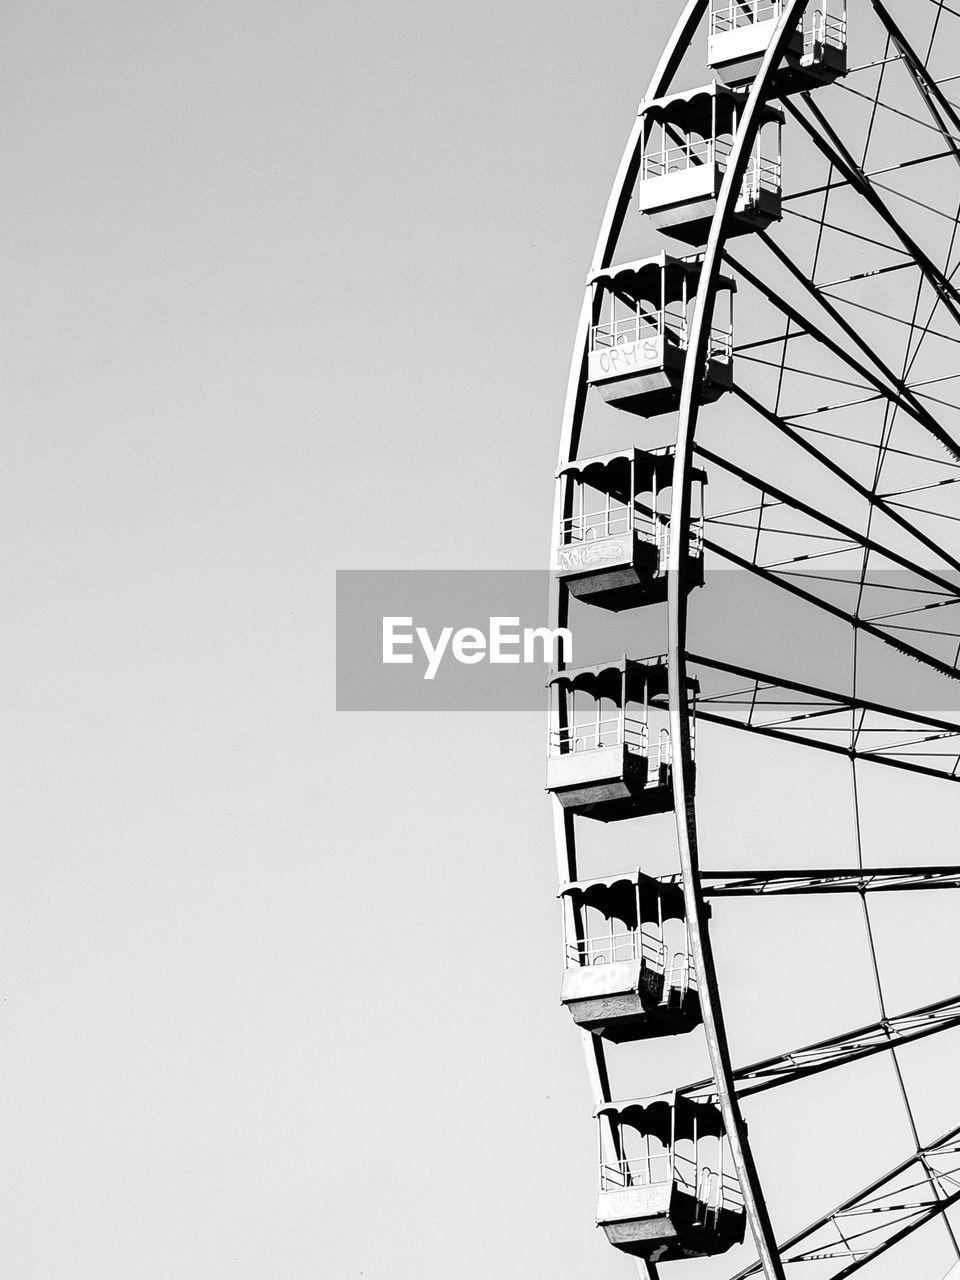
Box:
[549,0,710,1119]
[666,4,813,1277]
[550,3,814,1278]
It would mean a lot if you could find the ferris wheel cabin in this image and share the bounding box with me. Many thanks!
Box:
[587,254,735,416]
[595,1093,746,1261]
[636,83,783,245]
[708,1,847,91]
[546,657,697,821]
[559,872,701,1041]
[555,448,706,610]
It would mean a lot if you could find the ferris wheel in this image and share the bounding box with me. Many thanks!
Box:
[548,2,960,1277]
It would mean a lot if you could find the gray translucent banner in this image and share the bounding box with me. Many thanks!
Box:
[335,569,960,712]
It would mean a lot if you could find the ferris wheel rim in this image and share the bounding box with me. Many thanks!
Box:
[550,2,960,1277]
[663,6,819,1278]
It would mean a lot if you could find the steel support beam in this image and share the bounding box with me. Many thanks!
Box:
[690,652,960,781]
[731,1121,960,1277]
[692,651,960,736]
[692,867,960,895]
[728,249,960,460]
[786,94,960,335]
[702,534,960,684]
[695,707,960,783]
[683,991,960,1102]
[697,440,960,595]
[733,384,960,580]
[753,229,960,461]
[870,0,960,170]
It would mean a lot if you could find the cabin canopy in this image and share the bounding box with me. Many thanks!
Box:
[597,1091,725,1142]
[589,252,737,309]
[557,447,707,500]
[559,871,686,925]
[639,81,785,134]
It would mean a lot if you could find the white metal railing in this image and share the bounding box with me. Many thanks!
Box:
[548,723,677,794]
[548,717,692,779]
[589,314,733,362]
[548,722,676,778]
[655,728,673,772]
[710,0,781,34]
[640,135,781,200]
[560,502,640,543]
[666,950,697,1000]
[691,1161,745,1224]
[710,1,846,52]
[690,518,705,557]
[549,715,649,756]
[708,326,734,362]
[567,934,699,993]
[601,1152,672,1192]
[557,511,705,565]
[641,136,718,180]
[812,10,846,50]
[592,311,663,348]
[566,929,664,969]
[599,1151,742,1218]
[741,154,782,203]
[656,516,705,563]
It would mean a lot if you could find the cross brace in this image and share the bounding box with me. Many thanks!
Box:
[683,991,960,1103]
[690,867,960,895]
[691,653,960,783]
[731,1120,960,1277]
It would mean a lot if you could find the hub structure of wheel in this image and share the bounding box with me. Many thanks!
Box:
[547,3,960,1277]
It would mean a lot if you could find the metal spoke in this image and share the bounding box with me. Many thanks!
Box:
[683,992,960,1102]
[731,1122,960,1277]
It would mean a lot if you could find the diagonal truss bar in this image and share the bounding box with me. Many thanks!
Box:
[787,94,960,335]
[871,0,960,170]
[696,442,960,595]
[682,991,960,1103]
[752,231,960,461]
[692,866,960,895]
[733,386,960,579]
[832,34,960,1266]
[730,251,909,403]
[784,149,959,204]
[693,711,959,782]
[728,251,960,460]
[692,653,960,735]
[702,535,960,684]
[689,653,960,782]
[731,1121,960,1278]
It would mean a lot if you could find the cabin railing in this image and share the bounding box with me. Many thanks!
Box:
[813,10,846,50]
[566,929,666,969]
[641,136,781,200]
[600,1152,673,1192]
[589,314,733,361]
[710,0,781,33]
[566,934,700,995]
[656,515,705,564]
[549,715,651,756]
[599,1150,742,1215]
[710,1,846,52]
[560,503,637,543]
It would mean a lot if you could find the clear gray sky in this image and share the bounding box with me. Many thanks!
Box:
[0,3,679,1276]
[2,2,960,1278]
